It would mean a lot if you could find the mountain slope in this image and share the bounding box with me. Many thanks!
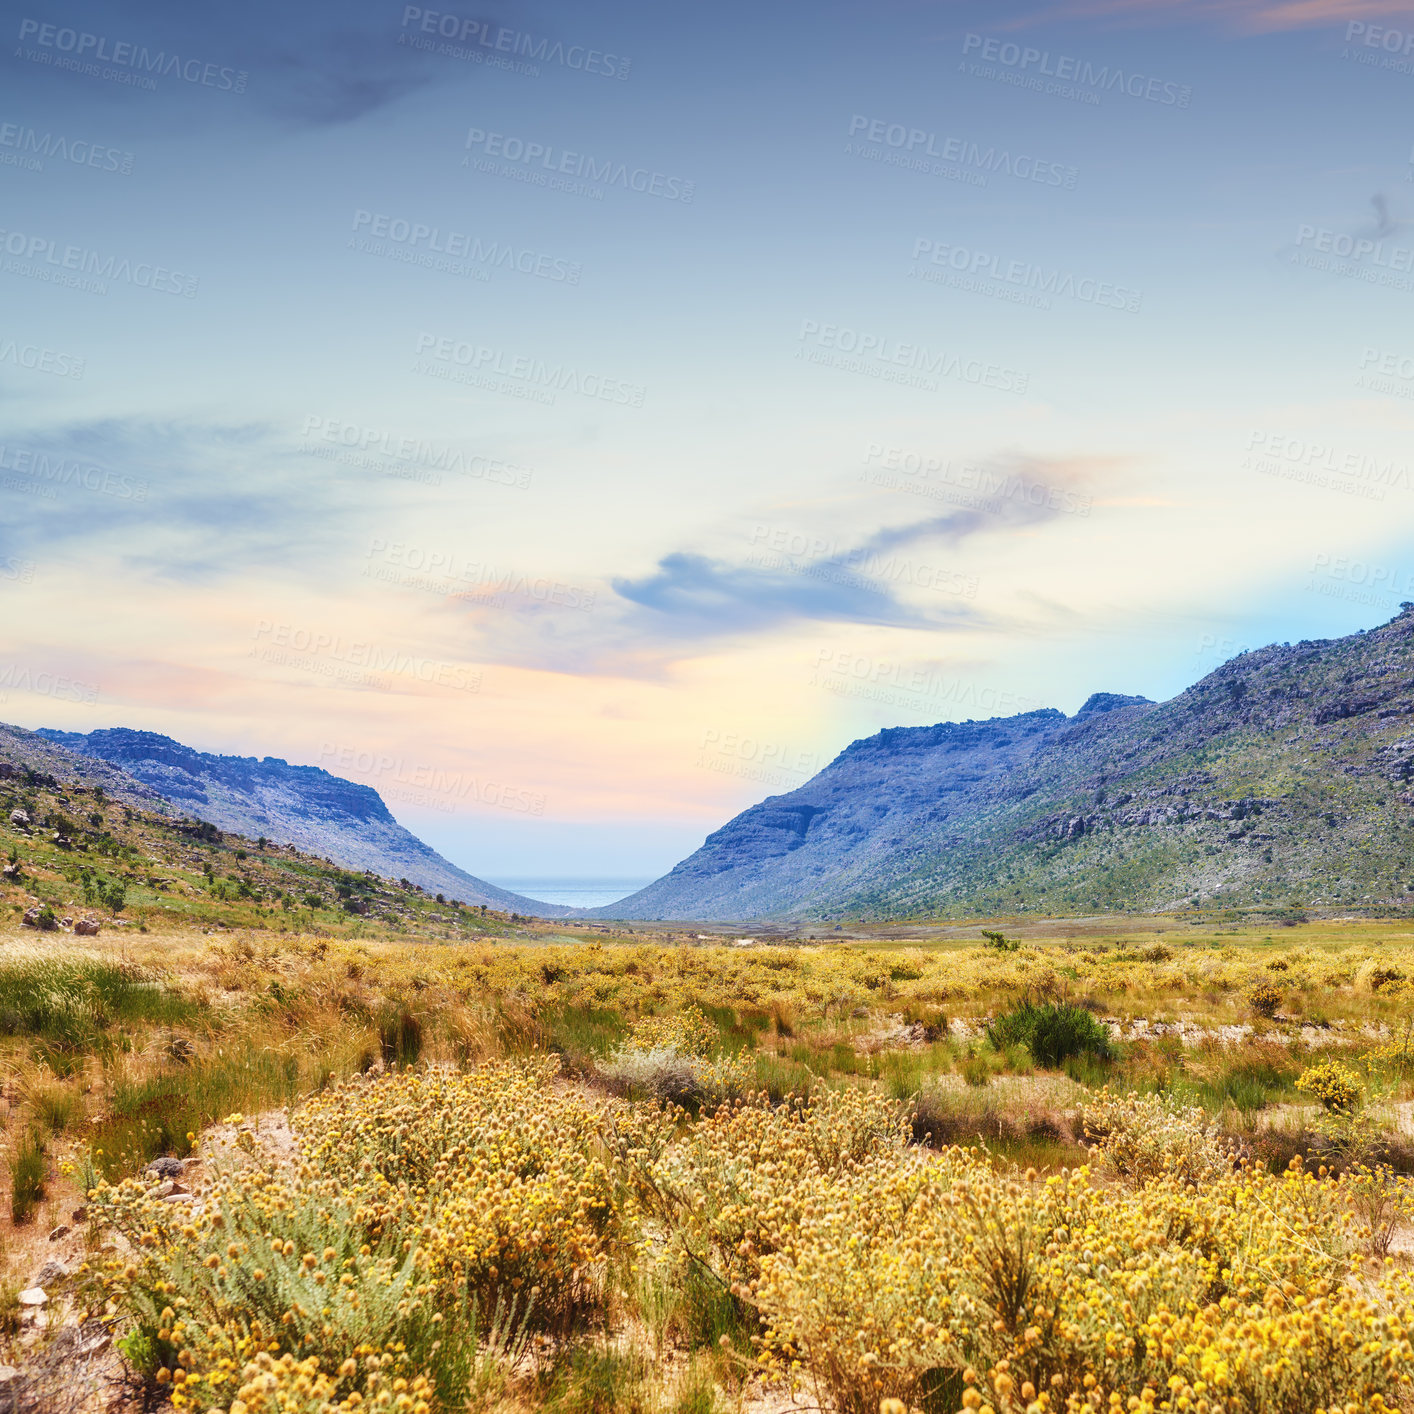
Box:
[35,728,559,914]
[0,723,528,940]
[600,609,1414,921]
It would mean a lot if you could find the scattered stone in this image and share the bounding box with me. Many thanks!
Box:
[168,1036,196,1063]
[7,809,28,829]
[32,1261,69,1289]
[70,1207,86,1223]
[19,907,55,931]
[16,1290,46,1308]
[45,1225,68,1243]
[154,1180,175,1198]
[73,917,100,936]
[0,1365,19,1383]
[1,862,19,881]
[146,1156,184,1179]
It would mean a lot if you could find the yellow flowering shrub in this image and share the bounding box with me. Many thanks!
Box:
[1245,981,1282,1018]
[1081,1089,1235,1189]
[618,1004,719,1057]
[625,1086,911,1300]
[86,1058,631,1412]
[1295,1058,1362,1112]
[87,1160,458,1412]
[750,1152,1373,1414]
[295,1058,620,1324]
[597,1004,755,1108]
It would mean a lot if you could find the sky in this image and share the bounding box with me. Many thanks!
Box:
[4,0,1414,882]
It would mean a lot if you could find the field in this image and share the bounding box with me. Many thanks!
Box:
[0,912,1412,1412]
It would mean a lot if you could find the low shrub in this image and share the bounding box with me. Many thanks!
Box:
[1081,1088,1235,1188]
[597,1006,752,1109]
[1296,1057,1362,1112]
[986,1002,1112,1067]
[1247,980,1282,1017]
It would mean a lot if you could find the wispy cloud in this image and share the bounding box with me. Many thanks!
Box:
[454,457,1091,675]
[612,550,957,633]
[1,0,511,127]
[0,418,355,582]
[1008,0,1410,31]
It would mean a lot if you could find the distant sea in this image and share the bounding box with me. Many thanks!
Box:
[489,878,655,910]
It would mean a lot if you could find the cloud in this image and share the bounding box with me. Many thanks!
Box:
[0,0,511,127]
[452,457,1094,675]
[1006,0,1411,31]
[0,417,357,582]
[612,550,957,633]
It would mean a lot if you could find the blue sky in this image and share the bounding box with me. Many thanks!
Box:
[4,0,1414,879]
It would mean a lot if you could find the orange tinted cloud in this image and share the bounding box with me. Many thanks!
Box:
[1013,0,1412,31]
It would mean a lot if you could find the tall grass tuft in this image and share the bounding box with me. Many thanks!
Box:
[9,1129,45,1223]
[377,1002,424,1068]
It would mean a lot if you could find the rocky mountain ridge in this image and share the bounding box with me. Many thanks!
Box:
[597,609,1414,921]
[34,727,558,914]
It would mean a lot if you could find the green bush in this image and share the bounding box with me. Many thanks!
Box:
[10,1130,45,1223]
[987,1002,1112,1068]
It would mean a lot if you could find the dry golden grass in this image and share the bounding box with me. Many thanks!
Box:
[0,919,1409,1411]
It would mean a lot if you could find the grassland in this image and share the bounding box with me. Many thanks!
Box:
[0,908,1407,1412]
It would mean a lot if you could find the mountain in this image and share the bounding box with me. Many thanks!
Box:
[0,722,532,940]
[598,608,1414,922]
[0,722,178,813]
[34,728,560,915]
